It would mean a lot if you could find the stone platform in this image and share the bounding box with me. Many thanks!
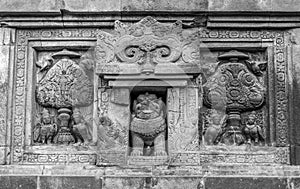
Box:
[0,164,299,189]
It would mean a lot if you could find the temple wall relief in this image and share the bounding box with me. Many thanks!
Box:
[4,17,290,166]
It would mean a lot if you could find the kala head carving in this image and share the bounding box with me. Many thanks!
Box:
[130,92,167,156]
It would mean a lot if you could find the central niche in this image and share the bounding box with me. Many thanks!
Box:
[129,85,168,157]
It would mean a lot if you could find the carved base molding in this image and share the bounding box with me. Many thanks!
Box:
[23,152,96,165]
[97,147,289,166]
[128,156,168,166]
[170,147,290,165]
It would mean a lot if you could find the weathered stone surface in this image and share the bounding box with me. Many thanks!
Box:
[205,177,287,189]
[0,176,37,189]
[0,0,62,12]
[0,0,207,12]
[0,28,14,165]
[209,0,270,11]
[121,0,207,11]
[63,0,120,11]
[290,28,300,165]
[291,178,300,189]
[102,178,144,189]
[40,176,101,189]
[152,178,203,189]
[209,0,300,11]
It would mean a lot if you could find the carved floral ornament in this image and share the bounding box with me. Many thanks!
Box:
[95,16,201,76]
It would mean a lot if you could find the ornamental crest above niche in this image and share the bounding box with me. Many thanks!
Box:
[96,16,201,76]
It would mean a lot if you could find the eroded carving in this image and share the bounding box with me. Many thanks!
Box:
[98,116,127,150]
[72,108,93,145]
[130,92,167,156]
[53,108,74,144]
[203,109,227,145]
[33,108,57,144]
[243,111,265,145]
[203,50,266,145]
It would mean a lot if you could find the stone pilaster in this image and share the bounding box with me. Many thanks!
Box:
[0,27,15,164]
[289,28,300,165]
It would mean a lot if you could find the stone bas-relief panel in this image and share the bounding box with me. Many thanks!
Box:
[34,49,94,146]
[10,17,289,165]
[202,50,267,146]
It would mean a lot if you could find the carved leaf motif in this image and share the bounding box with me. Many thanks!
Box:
[36,58,93,108]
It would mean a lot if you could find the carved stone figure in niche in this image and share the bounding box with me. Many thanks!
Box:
[242,111,265,145]
[203,109,227,145]
[130,92,167,156]
[35,49,94,144]
[72,108,92,145]
[33,108,57,144]
[203,50,266,145]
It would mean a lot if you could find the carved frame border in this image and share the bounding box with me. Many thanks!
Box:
[12,29,99,164]
[11,27,289,164]
[192,29,288,147]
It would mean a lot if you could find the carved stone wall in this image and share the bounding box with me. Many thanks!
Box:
[1,0,300,186]
[5,18,290,166]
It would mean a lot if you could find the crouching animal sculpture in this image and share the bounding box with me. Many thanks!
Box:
[130,92,167,156]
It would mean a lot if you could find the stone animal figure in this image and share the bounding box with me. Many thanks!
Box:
[130,92,167,156]
[243,111,265,145]
[203,109,227,145]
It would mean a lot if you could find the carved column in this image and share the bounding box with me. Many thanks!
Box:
[0,27,15,164]
[290,28,300,165]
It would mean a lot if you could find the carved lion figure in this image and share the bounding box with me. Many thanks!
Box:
[130,92,167,156]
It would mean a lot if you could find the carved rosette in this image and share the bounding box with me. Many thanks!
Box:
[203,50,266,145]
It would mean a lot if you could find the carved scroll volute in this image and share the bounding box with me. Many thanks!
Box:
[203,50,266,145]
[114,17,183,74]
[96,16,196,76]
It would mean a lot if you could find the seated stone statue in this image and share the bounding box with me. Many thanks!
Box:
[130,92,167,156]
[33,108,57,144]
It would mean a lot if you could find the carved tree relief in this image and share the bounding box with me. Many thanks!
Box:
[203,50,266,146]
[35,49,94,145]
